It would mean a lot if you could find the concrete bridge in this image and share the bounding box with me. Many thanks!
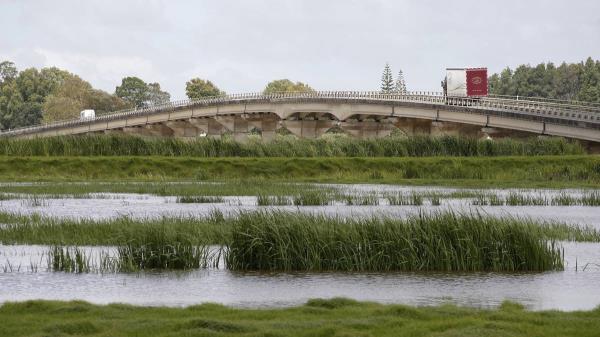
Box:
[1,91,599,144]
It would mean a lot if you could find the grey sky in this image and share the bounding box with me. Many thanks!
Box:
[1,0,599,99]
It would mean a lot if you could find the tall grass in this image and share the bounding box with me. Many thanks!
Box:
[176,196,224,203]
[472,191,600,206]
[225,211,564,272]
[48,246,91,273]
[0,134,585,157]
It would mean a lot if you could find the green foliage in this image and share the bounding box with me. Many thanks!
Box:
[0,134,584,157]
[43,76,129,122]
[48,246,91,273]
[185,78,223,99]
[395,69,407,94]
[115,76,149,107]
[0,65,73,129]
[381,63,394,93]
[226,211,564,272]
[489,57,600,102]
[1,208,599,249]
[0,155,597,188]
[0,60,132,129]
[0,61,18,83]
[2,299,600,337]
[263,79,314,94]
[146,82,170,105]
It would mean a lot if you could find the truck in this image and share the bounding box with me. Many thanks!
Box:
[442,68,488,98]
[80,109,95,120]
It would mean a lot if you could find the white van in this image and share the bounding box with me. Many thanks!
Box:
[80,109,95,120]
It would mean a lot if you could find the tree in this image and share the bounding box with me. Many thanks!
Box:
[0,61,18,84]
[185,78,223,99]
[263,79,313,94]
[146,83,170,105]
[86,89,129,115]
[0,66,73,128]
[488,58,600,102]
[395,69,407,94]
[115,77,148,107]
[381,63,394,93]
[44,76,130,123]
[42,75,93,122]
[577,57,600,102]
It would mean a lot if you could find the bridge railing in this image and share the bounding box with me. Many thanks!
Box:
[1,91,599,137]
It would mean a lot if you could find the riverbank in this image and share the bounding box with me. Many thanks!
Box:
[1,299,598,337]
[0,155,599,188]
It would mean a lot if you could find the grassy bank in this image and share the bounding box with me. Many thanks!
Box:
[1,299,599,337]
[0,134,585,157]
[0,155,599,187]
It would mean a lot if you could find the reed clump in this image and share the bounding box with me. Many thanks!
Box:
[225,211,564,272]
[176,196,224,203]
[0,134,584,157]
[48,246,91,273]
[472,191,600,206]
[116,226,220,271]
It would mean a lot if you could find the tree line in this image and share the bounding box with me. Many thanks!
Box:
[0,60,317,129]
[488,57,600,102]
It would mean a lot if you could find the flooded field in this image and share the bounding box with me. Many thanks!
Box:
[1,183,599,311]
[1,242,599,311]
[0,184,598,227]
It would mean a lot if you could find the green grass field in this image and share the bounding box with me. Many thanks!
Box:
[1,299,599,337]
[0,155,599,188]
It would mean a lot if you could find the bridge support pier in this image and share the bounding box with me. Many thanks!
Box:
[393,118,432,136]
[144,123,174,137]
[188,118,224,139]
[165,121,199,138]
[340,119,395,139]
[215,116,251,142]
[281,119,336,138]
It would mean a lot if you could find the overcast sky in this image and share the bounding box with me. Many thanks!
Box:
[1,0,599,99]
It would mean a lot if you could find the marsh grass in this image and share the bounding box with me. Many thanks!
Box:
[0,210,598,274]
[48,246,91,273]
[257,194,291,206]
[472,191,600,206]
[385,192,425,206]
[175,196,224,203]
[225,211,564,272]
[1,156,599,187]
[0,134,585,157]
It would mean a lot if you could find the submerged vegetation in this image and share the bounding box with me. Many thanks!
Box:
[0,134,585,157]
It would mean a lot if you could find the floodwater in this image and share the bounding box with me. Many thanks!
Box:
[0,184,599,228]
[0,242,599,311]
[1,184,599,311]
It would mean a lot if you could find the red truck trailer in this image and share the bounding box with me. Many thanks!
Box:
[445,68,488,98]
